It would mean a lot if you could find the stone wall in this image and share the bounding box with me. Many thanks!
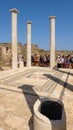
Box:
[2,43,12,67]
[0,42,22,67]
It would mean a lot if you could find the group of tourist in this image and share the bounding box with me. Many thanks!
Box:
[17,54,73,69]
[31,54,50,67]
[17,54,50,67]
[56,55,73,68]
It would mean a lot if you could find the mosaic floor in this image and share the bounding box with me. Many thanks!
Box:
[0,68,63,96]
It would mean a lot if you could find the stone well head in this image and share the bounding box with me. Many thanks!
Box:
[34,97,66,130]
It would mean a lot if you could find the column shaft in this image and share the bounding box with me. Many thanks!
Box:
[49,16,56,69]
[10,8,19,69]
[27,21,32,67]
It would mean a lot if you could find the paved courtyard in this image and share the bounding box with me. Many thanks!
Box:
[0,67,73,130]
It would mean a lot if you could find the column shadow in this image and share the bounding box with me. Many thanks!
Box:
[18,85,40,130]
[54,67,73,76]
[44,73,73,92]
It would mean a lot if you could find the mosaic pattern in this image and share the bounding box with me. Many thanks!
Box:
[0,69,63,95]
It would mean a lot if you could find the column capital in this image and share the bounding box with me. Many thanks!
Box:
[27,21,32,24]
[9,8,19,13]
[49,16,56,19]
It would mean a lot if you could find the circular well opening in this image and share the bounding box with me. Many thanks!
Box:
[41,100,63,120]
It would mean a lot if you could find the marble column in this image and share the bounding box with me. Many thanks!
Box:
[10,8,19,69]
[26,21,32,67]
[49,16,56,69]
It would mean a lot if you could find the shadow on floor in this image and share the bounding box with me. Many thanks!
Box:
[54,67,73,76]
[44,72,73,93]
[19,85,40,130]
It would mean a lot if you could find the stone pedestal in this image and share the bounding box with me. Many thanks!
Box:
[49,16,56,69]
[26,21,32,67]
[10,8,19,70]
[19,61,24,68]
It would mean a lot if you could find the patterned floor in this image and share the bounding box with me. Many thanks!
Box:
[0,68,63,96]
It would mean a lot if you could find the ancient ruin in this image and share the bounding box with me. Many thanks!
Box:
[0,8,73,130]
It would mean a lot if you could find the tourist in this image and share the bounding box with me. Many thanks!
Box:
[61,55,65,68]
[56,56,62,68]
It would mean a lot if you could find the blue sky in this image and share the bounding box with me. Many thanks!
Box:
[0,0,73,50]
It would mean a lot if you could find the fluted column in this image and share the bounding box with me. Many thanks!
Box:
[26,21,32,67]
[49,16,56,69]
[10,8,19,69]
